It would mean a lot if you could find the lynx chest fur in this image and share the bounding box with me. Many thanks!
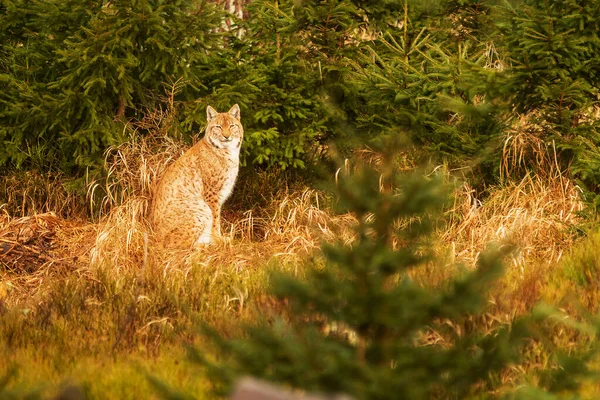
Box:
[150,105,243,249]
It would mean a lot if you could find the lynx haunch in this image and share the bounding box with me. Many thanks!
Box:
[150,104,243,249]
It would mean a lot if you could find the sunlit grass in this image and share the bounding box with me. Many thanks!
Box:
[2,345,214,399]
[1,109,598,398]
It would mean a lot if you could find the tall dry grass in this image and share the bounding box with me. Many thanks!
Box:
[445,173,582,270]
[436,112,585,319]
[443,111,582,266]
[0,101,591,394]
[1,116,585,315]
[0,102,359,370]
[85,98,354,278]
[0,170,89,219]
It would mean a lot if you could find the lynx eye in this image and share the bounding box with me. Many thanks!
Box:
[230,125,238,131]
[213,125,222,132]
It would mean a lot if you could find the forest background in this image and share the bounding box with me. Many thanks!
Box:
[3,0,600,398]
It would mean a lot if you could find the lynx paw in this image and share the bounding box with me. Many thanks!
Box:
[195,232,212,246]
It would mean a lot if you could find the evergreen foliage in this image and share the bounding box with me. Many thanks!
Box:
[3,0,600,193]
[183,0,366,169]
[185,0,335,169]
[0,0,367,175]
[496,0,600,192]
[344,0,600,192]
[347,0,505,183]
[186,145,595,399]
[0,0,224,174]
[188,145,599,399]
[0,367,42,399]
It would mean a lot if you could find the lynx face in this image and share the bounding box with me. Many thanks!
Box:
[205,104,244,151]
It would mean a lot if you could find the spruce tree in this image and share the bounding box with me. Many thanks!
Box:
[177,142,600,399]
[346,0,505,183]
[181,0,365,170]
[496,0,600,192]
[195,144,533,399]
[0,0,224,175]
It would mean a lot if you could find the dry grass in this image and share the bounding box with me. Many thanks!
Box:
[500,111,562,182]
[0,170,88,219]
[0,104,593,398]
[445,173,582,271]
[0,102,356,321]
[0,122,585,317]
[442,111,583,271]
[0,211,94,308]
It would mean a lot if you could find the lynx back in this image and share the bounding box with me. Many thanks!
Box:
[150,104,243,249]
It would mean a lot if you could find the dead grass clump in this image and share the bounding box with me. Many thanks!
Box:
[443,109,584,274]
[89,113,187,219]
[88,84,188,272]
[501,112,560,182]
[0,212,71,274]
[0,170,88,219]
[499,106,600,183]
[137,188,355,278]
[240,188,354,251]
[90,198,150,272]
[0,210,94,307]
[445,172,583,271]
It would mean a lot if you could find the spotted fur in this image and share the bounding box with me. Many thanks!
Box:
[150,104,243,249]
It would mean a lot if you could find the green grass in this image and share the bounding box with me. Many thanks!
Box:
[2,345,214,399]
[0,255,304,398]
[2,224,598,398]
[1,147,598,398]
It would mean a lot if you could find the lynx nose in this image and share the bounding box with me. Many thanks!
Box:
[222,131,232,141]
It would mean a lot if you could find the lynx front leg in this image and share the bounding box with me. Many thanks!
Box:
[193,201,214,246]
[213,206,222,238]
[195,221,213,245]
[205,200,222,240]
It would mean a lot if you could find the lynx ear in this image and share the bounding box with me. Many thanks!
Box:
[206,105,218,122]
[228,104,241,120]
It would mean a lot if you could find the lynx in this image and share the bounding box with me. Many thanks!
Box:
[150,104,243,249]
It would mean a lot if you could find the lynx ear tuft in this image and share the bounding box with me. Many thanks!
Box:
[229,104,241,120]
[206,105,218,122]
